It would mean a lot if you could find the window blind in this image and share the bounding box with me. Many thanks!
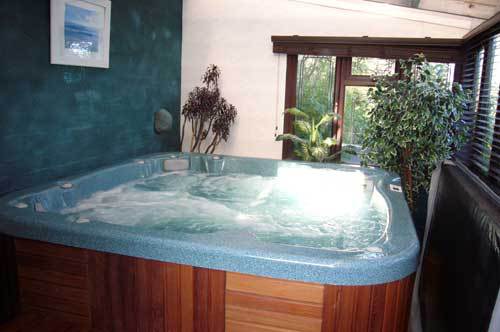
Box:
[460,31,500,193]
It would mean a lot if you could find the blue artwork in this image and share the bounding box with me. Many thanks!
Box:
[64,4,100,54]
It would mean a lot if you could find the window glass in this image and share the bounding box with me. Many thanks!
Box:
[296,55,336,138]
[341,86,373,164]
[351,57,395,76]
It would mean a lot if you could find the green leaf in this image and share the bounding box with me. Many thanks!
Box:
[316,113,335,128]
[294,120,312,134]
[285,108,309,119]
[276,133,307,144]
[322,137,337,147]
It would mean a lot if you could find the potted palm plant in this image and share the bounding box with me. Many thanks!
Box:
[276,108,338,162]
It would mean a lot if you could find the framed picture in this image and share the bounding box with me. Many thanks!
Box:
[50,0,111,68]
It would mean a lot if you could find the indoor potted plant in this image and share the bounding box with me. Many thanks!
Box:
[360,54,470,237]
[276,108,339,162]
[180,65,237,154]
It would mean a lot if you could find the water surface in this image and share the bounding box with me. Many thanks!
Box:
[62,165,388,251]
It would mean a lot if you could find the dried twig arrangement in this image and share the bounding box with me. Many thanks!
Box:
[180,65,237,154]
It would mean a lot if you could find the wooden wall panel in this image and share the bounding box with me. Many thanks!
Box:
[88,252,193,332]
[12,238,414,332]
[194,267,226,332]
[227,272,324,304]
[180,265,195,332]
[14,239,90,328]
[226,272,324,332]
[88,252,227,332]
[322,275,414,332]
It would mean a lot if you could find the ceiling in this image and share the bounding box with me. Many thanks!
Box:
[365,0,500,19]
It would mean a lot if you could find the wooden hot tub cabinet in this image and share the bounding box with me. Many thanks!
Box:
[11,238,414,332]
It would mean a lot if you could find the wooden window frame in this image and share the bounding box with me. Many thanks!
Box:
[282,54,298,160]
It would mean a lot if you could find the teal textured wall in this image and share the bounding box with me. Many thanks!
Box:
[0,0,182,194]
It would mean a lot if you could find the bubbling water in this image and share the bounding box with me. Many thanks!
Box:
[62,166,388,251]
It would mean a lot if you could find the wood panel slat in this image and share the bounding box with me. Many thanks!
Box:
[194,267,226,332]
[227,272,324,304]
[19,278,88,305]
[88,251,112,332]
[16,253,87,277]
[20,293,89,317]
[15,239,88,263]
[226,319,293,332]
[321,275,414,332]
[136,258,165,332]
[90,252,143,332]
[180,265,195,332]
[88,251,202,332]
[226,273,324,332]
[0,309,92,332]
[14,239,91,327]
[165,263,182,332]
[226,305,321,332]
[17,265,87,289]
[226,291,322,319]
[368,282,388,332]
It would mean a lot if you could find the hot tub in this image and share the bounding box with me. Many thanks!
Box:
[0,153,419,332]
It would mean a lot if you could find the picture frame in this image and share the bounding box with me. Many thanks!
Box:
[50,0,111,68]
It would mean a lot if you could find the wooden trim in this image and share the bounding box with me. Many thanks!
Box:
[453,62,464,83]
[344,75,377,87]
[463,12,500,43]
[272,36,464,47]
[282,54,298,160]
[332,57,352,155]
[272,35,464,63]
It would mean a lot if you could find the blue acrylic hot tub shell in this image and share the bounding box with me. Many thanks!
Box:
[0,153,419,285]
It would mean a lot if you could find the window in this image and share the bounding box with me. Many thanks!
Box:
[295,56,399,164]
[351,57,396,76]
[277,37,461,164]
[461,33,500,193]
[342,86,372,163]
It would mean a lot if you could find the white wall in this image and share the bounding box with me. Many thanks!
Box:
[181,0,482,159]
